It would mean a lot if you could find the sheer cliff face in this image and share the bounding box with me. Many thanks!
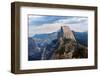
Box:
[58,26,76,41]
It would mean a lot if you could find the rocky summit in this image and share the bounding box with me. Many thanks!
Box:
[58,26,76,41]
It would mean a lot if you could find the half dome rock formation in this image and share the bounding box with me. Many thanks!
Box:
[52,25,88,59]
[58,26,76,41]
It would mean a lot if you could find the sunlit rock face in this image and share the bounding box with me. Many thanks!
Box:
[58,26,76,41]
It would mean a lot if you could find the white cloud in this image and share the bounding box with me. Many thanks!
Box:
[29,23,64,37]
[28,16,88,37]
[55,17,87,24]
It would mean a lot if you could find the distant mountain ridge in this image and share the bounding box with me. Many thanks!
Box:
[33,32,58,44]
[74,32,88,46]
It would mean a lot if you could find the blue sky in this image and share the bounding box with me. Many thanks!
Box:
[28,15,88,37]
